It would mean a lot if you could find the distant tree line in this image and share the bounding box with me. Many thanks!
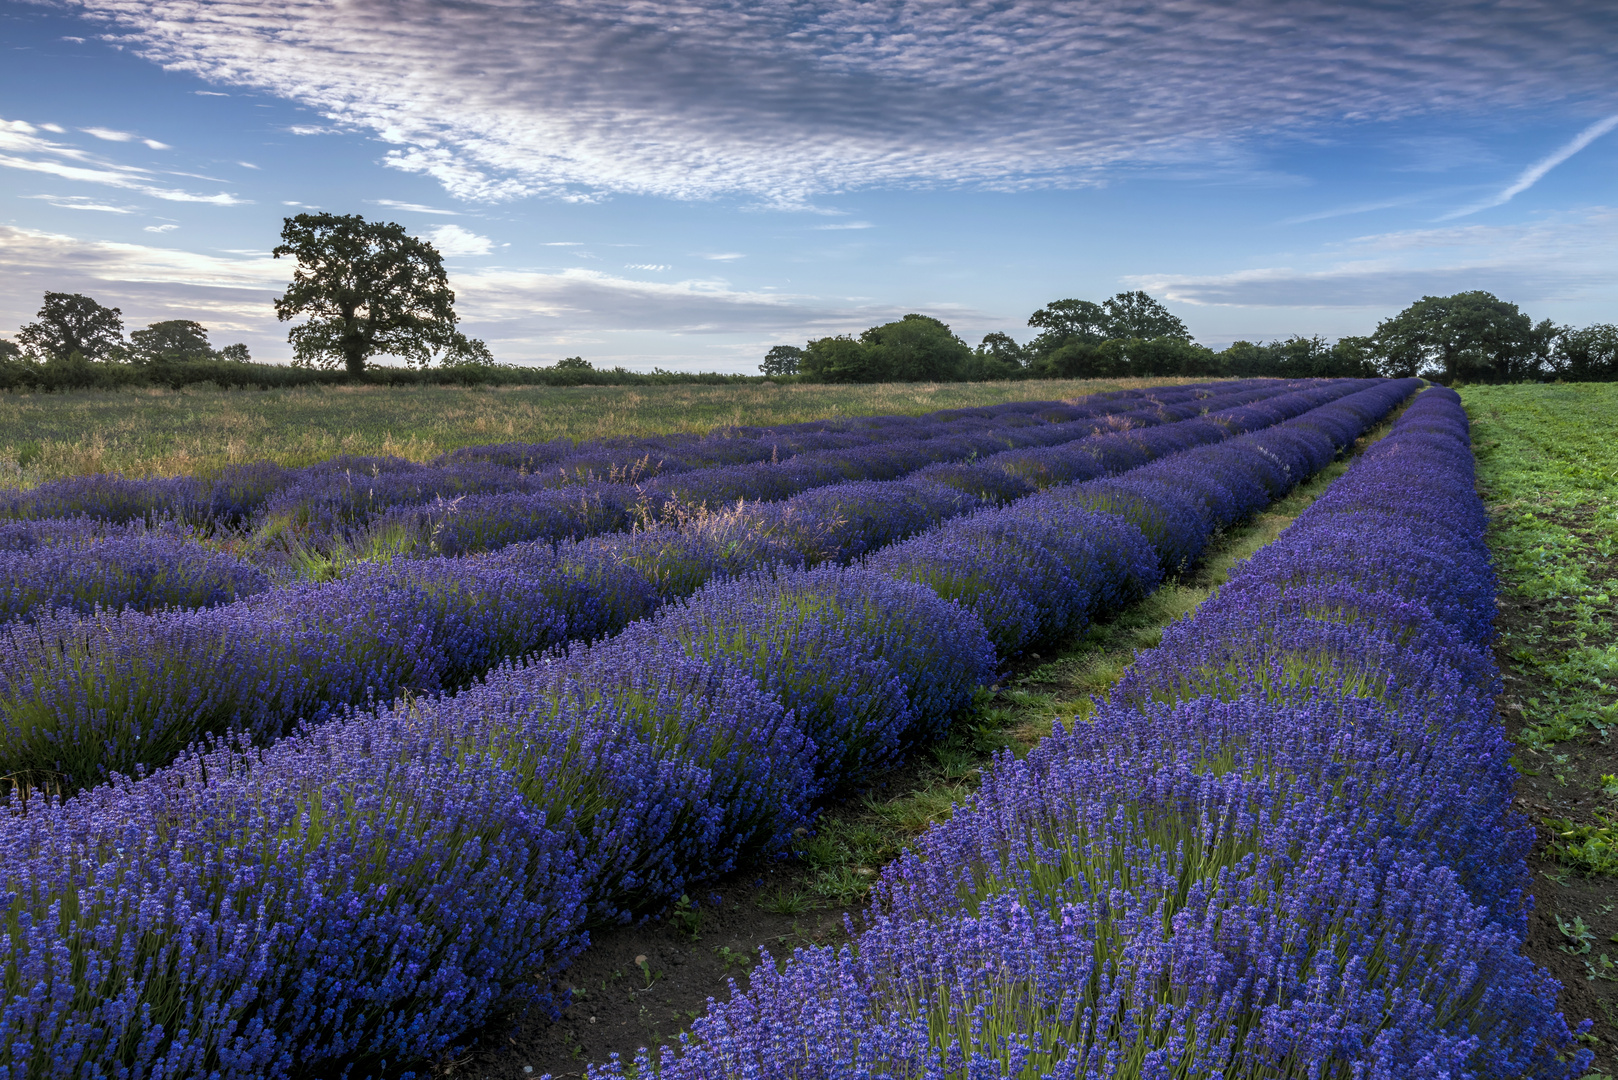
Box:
[762,289,1618,384]
[0,291,262,390]
[8,208,1613,393]
[0,291,768,393]
[0,213,790,392]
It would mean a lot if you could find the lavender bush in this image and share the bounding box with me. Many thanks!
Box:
[623,565,997,789]
[0,714,589,1079]
[0,382,1442,1079]
[597,386,1589,1080]
[0,381,1397,795]
[0,529,268,622]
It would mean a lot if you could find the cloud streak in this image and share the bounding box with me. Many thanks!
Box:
[0,226,915,361]
[1442,114,1618,219]
[0,118,245,204]
[1134,208,1618,308]
[56,1,1618,204]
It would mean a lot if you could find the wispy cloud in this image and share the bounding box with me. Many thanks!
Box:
[144,223,179,232]
[1279,195,1432,226]
[78,126,131,142]
[81,126,169,150]
[0,226,912,362]
[701,252,745,261]
[56,0,1618,203]
[372,198,458,215]
[0,224,288,353]
[453,266,902,336]
[626,263,670,271]
[1134,207,1618,308]
[813,221,873,230]
[0,117,244,204]
[21,193,136,213]
[1441,114,1618,220]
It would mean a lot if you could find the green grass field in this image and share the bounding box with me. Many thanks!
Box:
[0,376,1224,488]
[1460,382,1618,1071]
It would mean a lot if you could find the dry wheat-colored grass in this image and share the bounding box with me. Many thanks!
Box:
[0,376,1227,487]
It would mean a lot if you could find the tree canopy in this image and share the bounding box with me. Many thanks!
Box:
[797,315,975,383]
[860,314,973,381]
[273,212,491,375]
[1026,299,1109,356]
[126,320,252,365]
[1101,290,1191,341]
[760,344,803,377]
[129,320,215,364]
[1370,291,1551,382]
[1546,324,1618,382]
[16,292,125,362]
[1020,291,1194,372]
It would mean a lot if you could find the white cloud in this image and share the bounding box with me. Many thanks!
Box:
[372,198,458,215]
[1442,114,1618,220]
[421,223,492,256]
[38,123,66,134]
[53,0,1618,204]
[626,263,670,271]
[1133,207,1618,308]
[193,90,228,96]
[144,223,179,232]
[0,117,245,204]
[0,226,915,364]
[0,225,289,355]
[453,266,902,335]
[80,126,136,142]
[21,194,136,213]
[1279,196,1432,226]
[813,221,872,230]
[143,139,170,150]
[236,160,259,169]
[701,252,745,261]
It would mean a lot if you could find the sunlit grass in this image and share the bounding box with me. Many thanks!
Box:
[0,377,1227,487]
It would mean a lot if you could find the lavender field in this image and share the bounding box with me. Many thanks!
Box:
[0,378,1592,1079]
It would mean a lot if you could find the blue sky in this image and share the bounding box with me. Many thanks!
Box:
[2,0,1616,372]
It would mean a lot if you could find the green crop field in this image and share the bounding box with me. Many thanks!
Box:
[0,376,1221,488]
[1462,382,1618,1071]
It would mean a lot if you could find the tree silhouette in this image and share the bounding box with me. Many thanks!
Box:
[16,292,124,361]
[273,213,490,375]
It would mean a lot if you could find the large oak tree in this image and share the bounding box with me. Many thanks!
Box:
[273,213,491,375]
[1371,291,1553,382]
[16,292,125,362]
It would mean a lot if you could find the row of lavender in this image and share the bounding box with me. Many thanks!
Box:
[0,381,1380,793]
[615,386,1587,1080]
[0,381,1261,535]
[0,381,1417,1079]
[0,380,1308,623]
